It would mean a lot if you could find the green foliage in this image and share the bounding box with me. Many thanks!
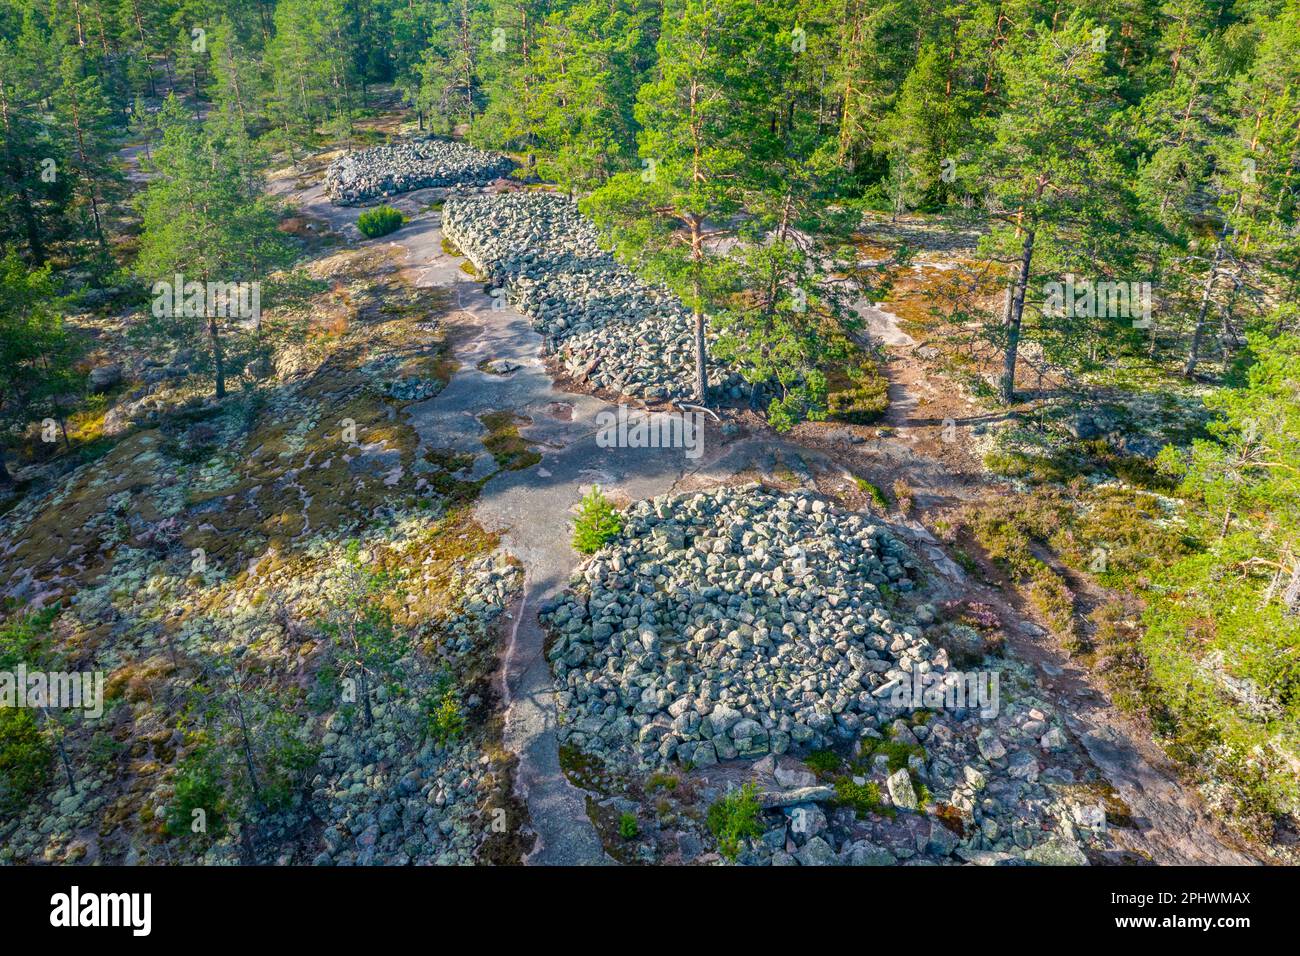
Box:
[853,478,889,512]
[266,0,364,144]
[572,485,623,555]
[135,95,294,399]
[357,205,406,239]
[0,708,52,815]
[859,736,926,774]
[87,730,125,771]
[833,777,889,819]
[1132,329,1300,831]
[618,811,639,840]
[967,14,1143,401]
[804,749,843,776]
[0,604,60,669]
[706,781,764,862]
[316,540,411,729]
[423,671,466,745]
[646,772,679,792]
[0,255,79,473]
[826,370,890,426]
[254,710,321,813]
[164,744,228,842]
[411,0,490,132]
[1023,561,1079,648]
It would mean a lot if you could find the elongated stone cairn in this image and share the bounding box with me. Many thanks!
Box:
[442,191,748,404]
[543,485,926,767]
[325,139,515,205]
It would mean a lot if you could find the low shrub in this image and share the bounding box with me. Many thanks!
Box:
[854,477,889,512]
[804,749,842,776]
[572,485,623,554]
[1024,560,1080,649]
[0,709,52,815]
[357,205,405,238]
[827,364,890,424]
[164,745,227,841]
[832,777,890,819]
[618,812,639,840]
[891,478,914,515]
[423,671,465,745]
[707,782,765,862]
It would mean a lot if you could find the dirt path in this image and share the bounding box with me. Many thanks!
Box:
[842,302,1263,864]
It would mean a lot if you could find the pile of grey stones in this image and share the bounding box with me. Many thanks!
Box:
[544,484,923,767]
[544,485,1105,866]
[325,139,515,205]
[442,192,749,404]
[309,555,522,865]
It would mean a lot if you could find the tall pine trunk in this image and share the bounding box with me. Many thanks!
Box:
[689,214,708,404]
[1000,227,1035,403]
[1284,558,1300,615]
[208,316,226,398]
[1183,237,1224,378]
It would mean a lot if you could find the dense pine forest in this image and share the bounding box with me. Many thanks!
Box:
[0,0,1298,870]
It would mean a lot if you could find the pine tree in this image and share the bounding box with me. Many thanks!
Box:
[1182,4,1300,377]
[415,0,489,132]
[970,14,1141,402]
[0,28,73,264]
[0,254,78,486]
[52,46,121,248]
[584,0,765,404]
[134,95,293,399]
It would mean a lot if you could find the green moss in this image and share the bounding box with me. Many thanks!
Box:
[804,748,843,777]
[833,777,893,819]
[854,477,889,511]
[478,411,541,471]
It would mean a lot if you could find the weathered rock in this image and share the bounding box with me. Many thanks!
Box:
[88,363,123,393]
[794,836,836,866]
[887,768,919,811]
[760,786,836,809]
[1026,838,1089,866]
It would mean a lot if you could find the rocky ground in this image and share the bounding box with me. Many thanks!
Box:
[442,192,748,404]
[0,242,533,865]
[540,485,1128,865]
[325,139,515,206]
